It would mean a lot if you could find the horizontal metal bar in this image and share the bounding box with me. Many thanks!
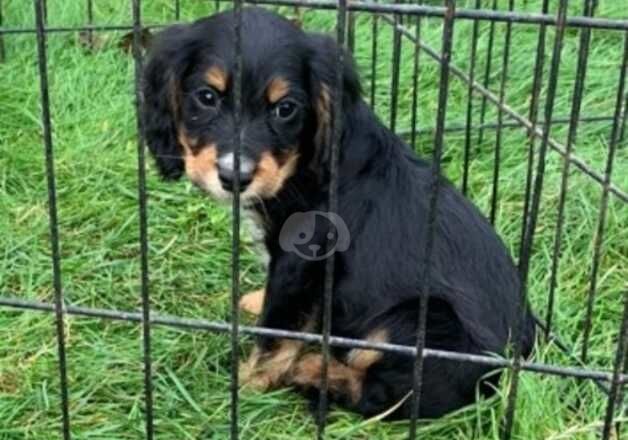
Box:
[398,114,617,137]
[245,0,628,31]
[1,295,626,384]
[532,313,611,396]
[2,0,628,35]
[0,23,166,35]
[242,0,628,31]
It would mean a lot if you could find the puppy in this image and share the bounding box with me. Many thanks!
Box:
[141,7,536,419]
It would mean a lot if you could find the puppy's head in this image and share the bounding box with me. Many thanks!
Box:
[142,7,360,202]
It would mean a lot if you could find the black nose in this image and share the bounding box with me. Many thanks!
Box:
[218,167,253,192]
[217,153,255,193]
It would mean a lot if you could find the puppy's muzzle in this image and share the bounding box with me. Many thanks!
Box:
[217,153,256,193]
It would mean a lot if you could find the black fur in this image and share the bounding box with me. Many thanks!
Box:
[141,24,189,179]
[142,7,536,420]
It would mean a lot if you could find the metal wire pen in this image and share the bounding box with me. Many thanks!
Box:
[1,0,627,438]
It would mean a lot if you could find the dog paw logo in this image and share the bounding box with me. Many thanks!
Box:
[279,211,350,261]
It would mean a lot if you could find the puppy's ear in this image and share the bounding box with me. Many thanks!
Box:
[141,25,190,180]
[307,34,361,173]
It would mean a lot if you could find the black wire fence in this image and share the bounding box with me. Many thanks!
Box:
[0,0,627,439]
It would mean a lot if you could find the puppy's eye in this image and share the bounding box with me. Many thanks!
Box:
[195,88,218,108]
[273,100,298,120]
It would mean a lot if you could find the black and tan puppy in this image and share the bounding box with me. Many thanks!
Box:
[141,7,536,419]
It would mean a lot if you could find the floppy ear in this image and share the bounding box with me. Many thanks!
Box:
[307,34,361,173]
[141,25,189,180]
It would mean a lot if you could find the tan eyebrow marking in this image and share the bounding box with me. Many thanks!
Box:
[267,77,290,104]
[205,66,228,92]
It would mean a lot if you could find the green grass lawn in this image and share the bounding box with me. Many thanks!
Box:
[1,0,627,438]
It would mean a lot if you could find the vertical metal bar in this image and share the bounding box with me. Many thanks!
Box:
[409,14,422,150]
[476,0,498,147]
[175,0,181,20]
[347,11,355,53]
[230,1,244,439]
[545,0,597,340]
[86,0,94,49]
[620,93,628,145]
[408,1,455,438]
[621,350,628,428]
[461,0,481,196]
[489,0,514,225]
[601,290,628,440]
[317,1,346,437]
[33,0,71,438]
[369,3,378,108]
[581,31,628,364]
[502,2,569,438]
[389,13,402,133]
[0,0,5,63]
[519,0,550,265]
[131,1,155,439]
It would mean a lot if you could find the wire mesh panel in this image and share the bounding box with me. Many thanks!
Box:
[0,0,627,439]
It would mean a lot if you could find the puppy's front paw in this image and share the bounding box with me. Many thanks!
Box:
[240,368,273,391]
[239,340,303,392]
[238,289,265,316]
[239,347,271,391]
[239,362,272,391]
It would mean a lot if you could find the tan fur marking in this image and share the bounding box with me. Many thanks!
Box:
[346,329,389,371]
[239,289,265,316]
[168,74,181,123]
[291,354,363,404]
[247,151,299,199]
[179,136,228,199]
[240,313,316,391]
[239,346,268,390]
[314,85,331,147]
[240,339,304,391]
[182,142,217,175]
[267,77,290,104]
[205,66,228,92]
[287,329,388,404]
[179,133,298,201]
[178,133,197,153]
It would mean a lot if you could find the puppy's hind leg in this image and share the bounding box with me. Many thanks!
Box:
[289,353,364,412]
[239,307,318,391]
[286,330,392,416]
[239,338,304,391]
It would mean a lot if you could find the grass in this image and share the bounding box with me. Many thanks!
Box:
[0,0,627,438]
